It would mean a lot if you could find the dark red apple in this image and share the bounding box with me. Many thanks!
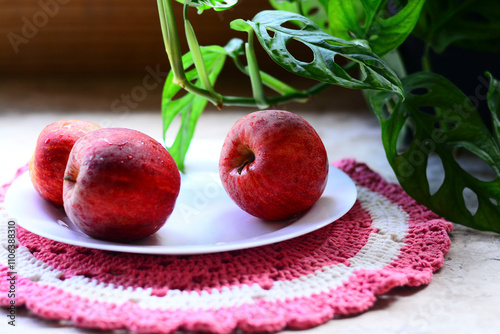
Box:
[29,119,101,207]
[63,128,181,242]
[219,110,329,220]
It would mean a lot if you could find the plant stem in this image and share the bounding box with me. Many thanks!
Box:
[260,72,303,96]
[422,44,432,72]
[221,82,330,107]
[231,55,299,96]
[158,0,222,107]
[158,0,186,85]
[382,50,407,79]
[342,60,358,73]
[156,0,169,57]
[183,2,217,96]
[245,32,268,108]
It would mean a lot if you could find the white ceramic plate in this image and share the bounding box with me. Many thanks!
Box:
[4,142,357,255]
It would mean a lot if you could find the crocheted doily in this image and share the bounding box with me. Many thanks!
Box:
[0,159,452,333]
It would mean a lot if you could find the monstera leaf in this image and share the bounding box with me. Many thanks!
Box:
[370,71,500,233]
[241,10,404,97]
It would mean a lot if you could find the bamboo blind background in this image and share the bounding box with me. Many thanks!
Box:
[0,1,366,113]
[1,0,269,75]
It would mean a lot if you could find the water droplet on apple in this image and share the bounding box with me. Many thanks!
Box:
[44,138,51,144]
[128,155,133,160]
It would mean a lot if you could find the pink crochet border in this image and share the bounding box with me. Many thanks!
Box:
[0,160,453,333]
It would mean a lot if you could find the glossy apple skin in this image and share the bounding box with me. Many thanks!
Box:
[29,119,101,207]
[63,128,181,242]
[219,110,329,220]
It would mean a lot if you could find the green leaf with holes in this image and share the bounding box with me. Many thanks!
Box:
[413,0,500,53]
[246,10,404,97]
[369,71,500,233]
[328,0,426,56]
[162,45,226,172]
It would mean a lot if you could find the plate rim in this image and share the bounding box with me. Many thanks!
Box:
[4,165,357,255]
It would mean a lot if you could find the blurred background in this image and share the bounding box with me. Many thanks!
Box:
[0,0,365,114]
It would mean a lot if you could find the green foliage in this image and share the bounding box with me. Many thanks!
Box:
[245,10,404,96]
[413,0,500,53]
[269,0,329,31]
[162,46,226,172]
[328,0,426,56]
[156,0,500,232]
[370,72,500,233]
[488,73,500,152]
[158,0,405,172]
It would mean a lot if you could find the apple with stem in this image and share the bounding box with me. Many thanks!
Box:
[29,119,101,207]
[219,110,329,220]
[63,128,181,242]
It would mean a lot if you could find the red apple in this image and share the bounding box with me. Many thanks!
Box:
[219,110,329,220]
[29,119,101,207]
[63,128,181,242]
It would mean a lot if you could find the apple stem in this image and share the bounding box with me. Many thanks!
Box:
[63,175,76,183]
[237,155,255,175]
